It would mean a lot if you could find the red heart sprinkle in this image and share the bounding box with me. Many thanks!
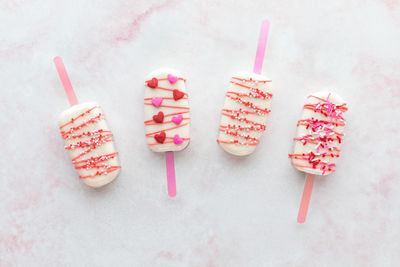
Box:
[154,131,166,143]
[152,111,164,123]
[173,89,184,100]
[147,77,158,88]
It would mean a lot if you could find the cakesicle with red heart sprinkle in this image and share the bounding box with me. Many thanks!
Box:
[289,92,348,175]
[144,68,190,151]
[144,68,190,197]
[217,72,273,156]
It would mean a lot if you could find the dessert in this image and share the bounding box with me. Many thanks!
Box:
[217,72,273,156]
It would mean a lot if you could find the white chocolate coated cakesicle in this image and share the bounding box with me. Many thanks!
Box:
[217,72,273,156]
[59,102,121,188]
[289,92,348,176]
[144,68,190,152]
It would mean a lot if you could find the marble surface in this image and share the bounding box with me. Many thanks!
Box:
[1,0,399,266]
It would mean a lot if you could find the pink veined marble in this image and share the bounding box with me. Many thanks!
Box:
[0,1,399,266]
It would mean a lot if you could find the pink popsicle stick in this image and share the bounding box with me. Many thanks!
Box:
[165,151,176,197]
[297,174,315,223]
[253,19,270,74]
[53,56,79,106]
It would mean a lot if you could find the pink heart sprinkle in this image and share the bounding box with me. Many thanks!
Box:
[173,134,183,145]
[167,74,178,84]
[152,97,163,107]
[171,115,183,125]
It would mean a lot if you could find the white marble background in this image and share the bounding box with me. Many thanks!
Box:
[1,0,399,266]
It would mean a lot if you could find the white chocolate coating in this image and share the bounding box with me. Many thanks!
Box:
[144,68,190,152]
[290,92,347,176]
[217,72,273,156]
[58,102,120,188]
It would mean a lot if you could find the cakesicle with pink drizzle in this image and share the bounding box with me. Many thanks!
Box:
[144,68,190,197]
[54,57,121,188]
[217,72,273,156]
[217,20,272,156]
[289,91,348,223]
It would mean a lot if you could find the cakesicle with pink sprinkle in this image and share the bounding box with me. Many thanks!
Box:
[54,57,121,188]
[217,20,273,156]
[289,92,348,223]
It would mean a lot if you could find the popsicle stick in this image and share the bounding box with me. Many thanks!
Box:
[297,174,315,223]
[54,56,79,106]
[253,19,270,75]
[165,151,176,197]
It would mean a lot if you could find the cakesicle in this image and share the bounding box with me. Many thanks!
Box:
[217,72,273,156]
[143,67,190,197]
[144,68,190,151]
[54,56,120,188]
[289,91,348,223]
[289,92,348,175]
[59,102,121,188]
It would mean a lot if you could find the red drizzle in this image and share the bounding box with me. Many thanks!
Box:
[60,106,121,179]
[288,94,348,175]
[217,77,272,146]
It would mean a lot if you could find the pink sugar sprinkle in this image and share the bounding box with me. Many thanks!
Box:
[326,93,331,101]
